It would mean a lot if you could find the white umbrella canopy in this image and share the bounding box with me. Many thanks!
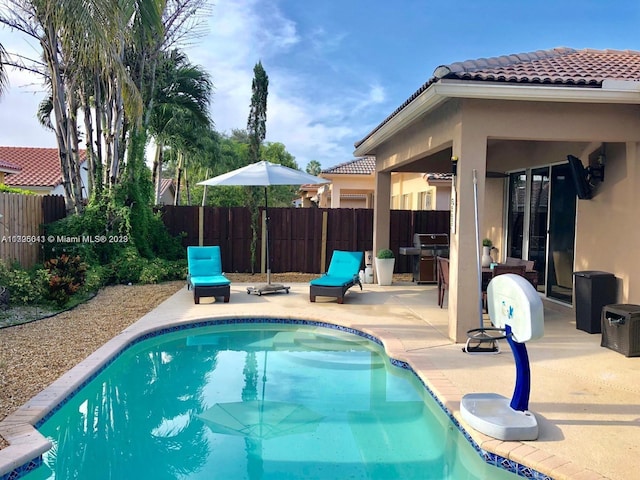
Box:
[198,160,330,187]
[197,161,330,295]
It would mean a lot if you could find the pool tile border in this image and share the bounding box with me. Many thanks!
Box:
[1,316,551,480]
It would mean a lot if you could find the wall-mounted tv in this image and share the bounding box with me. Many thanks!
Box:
[567,155,592,200]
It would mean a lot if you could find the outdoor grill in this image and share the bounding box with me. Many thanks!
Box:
[399,233,449,283]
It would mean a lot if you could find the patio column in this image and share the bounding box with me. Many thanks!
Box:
[373,170,391,281]
[449,127,488,343]
[331,184,341,208]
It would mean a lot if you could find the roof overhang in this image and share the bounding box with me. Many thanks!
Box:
[354,79,640,157]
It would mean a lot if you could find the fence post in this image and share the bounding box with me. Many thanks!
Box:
[198,206,204,246]
[320,210,328,273]
[261,210,267,274]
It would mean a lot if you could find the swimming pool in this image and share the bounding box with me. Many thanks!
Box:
[21,321,524,479]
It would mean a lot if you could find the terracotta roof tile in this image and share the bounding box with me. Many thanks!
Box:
[321,156,376,175]
[355,48,640,148]
[0,158,21,173]
[0,146,86,188]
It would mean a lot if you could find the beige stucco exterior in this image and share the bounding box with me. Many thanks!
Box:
[356,82,640,342]
[316,173,375,208]
[310,171,451,210]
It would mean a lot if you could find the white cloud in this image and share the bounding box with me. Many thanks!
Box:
[0,0,385,169]
[0,66,55,147]
[187,0,386,169]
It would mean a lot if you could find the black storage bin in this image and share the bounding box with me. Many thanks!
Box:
[573,271,616,334]
[601,304,640,357]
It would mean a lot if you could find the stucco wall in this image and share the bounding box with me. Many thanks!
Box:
[573,141,640,303]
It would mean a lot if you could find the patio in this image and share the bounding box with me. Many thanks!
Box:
[1,280,638,480]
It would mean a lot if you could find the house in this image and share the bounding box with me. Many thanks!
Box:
[302,156,452,210]
[0,146,88,197]
[157,177,176,206]
[391,172,452,210]
[353,47,640,342]
[316,157,375,208]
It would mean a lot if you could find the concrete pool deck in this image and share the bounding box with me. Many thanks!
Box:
[1,280,638,479]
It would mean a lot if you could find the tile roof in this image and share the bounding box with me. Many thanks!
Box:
[0,146,86,188]
[355,47,640,148]
[159,177,174,196]
[321,156,376,175]
[0,158,21,173]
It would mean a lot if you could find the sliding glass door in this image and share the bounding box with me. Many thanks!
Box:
[528,167,550,294]
[506,164,576,303]
[546,163,576,302]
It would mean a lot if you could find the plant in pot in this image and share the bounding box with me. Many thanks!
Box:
[481,238,494,267]
[375,248,395,286]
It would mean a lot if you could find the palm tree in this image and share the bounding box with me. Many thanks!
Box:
[149,49,213,205]
[306,160,322,176]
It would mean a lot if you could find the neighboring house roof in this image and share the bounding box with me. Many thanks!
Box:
[159,177,174,196]
[0,158,22,174]
[1,146,86,188]
[355,47,640,148]
[321,157,376,175]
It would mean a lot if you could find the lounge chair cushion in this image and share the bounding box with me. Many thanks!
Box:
[326,251,363,278]
[190,275,231,287]
[188,247,224,277]
[310,275,356,287]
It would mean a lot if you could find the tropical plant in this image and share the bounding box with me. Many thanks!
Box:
[306,160,322,176]
[149,49,212,205]
[44,254,88,306]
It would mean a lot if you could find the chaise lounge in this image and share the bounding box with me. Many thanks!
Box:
[309,250,363,304]
[187,246,231,304]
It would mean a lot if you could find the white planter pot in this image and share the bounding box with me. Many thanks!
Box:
[481,246,493,267]
[375,258,395,286]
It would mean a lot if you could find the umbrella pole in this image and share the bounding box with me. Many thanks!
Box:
[264,187,271,285]
[464,169,500,354]
[246,186,290,295]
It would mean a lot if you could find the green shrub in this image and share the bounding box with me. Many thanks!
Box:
[108,247,146,284]
[82,265,108,294]
[376,248,395,259]
[482,238,493,248]
[44,254,88,307]
[0,262,47,305]
[138,258,187,284]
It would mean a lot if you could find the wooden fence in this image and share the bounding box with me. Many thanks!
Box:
[0,193,66,269]
[159,206,450,274]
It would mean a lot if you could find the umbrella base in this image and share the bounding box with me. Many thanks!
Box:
[247,283,291,296]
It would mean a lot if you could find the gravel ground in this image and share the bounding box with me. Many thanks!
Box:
[0,272,409,451]
[0,280,184,450]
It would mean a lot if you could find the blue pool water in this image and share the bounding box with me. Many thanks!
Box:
[23,322,522,479]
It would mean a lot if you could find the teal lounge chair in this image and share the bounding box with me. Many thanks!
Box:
[309,250,363,304]
[187,246,231,304]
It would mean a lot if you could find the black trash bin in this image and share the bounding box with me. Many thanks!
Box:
[573,271,617,334]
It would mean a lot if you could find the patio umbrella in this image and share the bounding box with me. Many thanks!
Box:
[197,400,324,440]
[198,161,330,295]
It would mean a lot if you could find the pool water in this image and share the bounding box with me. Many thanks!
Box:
[24,323,519,479]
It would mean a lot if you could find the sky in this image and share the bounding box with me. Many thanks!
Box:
[1,0,640,171]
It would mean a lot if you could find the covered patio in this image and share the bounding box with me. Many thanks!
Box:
[354,47,640,343]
